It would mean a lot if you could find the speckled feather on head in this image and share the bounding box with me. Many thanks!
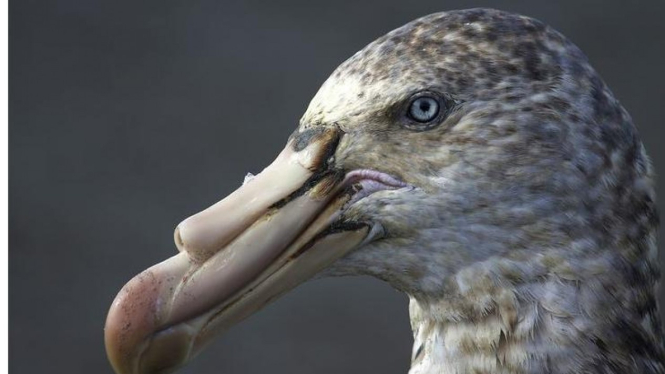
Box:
[305,8,664,374]
[105,8,664,374]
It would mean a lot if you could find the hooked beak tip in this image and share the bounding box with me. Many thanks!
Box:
[105,270,161,374]
[105,254,194,374]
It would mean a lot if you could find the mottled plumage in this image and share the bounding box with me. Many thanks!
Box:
[105,8,664,374]
[303,8,664,374]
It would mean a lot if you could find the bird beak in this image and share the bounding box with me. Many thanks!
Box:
[105,127,379,374]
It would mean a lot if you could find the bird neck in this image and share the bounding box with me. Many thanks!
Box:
[406,250,665,374]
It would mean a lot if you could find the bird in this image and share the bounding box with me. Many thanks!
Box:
[104,8,664,374]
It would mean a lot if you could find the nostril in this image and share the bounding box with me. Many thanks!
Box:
[173,227,185,253]
[173,219,217,264]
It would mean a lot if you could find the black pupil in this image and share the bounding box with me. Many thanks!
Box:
[419,100,431,112]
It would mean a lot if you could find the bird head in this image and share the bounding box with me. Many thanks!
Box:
[105,8,658,374]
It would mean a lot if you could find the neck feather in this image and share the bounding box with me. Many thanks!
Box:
[407,247,665,374]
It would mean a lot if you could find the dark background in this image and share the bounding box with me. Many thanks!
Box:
[10,1,665,373]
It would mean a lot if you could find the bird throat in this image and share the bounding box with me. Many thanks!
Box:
[405,251,665,374]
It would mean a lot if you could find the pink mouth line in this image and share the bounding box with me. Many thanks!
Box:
[341,169,411,209]
[343,169,409,188]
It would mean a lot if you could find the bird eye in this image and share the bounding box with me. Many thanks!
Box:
[400,91,455,131]
[408,96,439,123]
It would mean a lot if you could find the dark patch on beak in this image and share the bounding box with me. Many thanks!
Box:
[266,126,345,210]
[291,127,329,152]
[290,126,342,169]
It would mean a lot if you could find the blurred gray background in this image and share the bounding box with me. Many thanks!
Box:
[10,1,665,373]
